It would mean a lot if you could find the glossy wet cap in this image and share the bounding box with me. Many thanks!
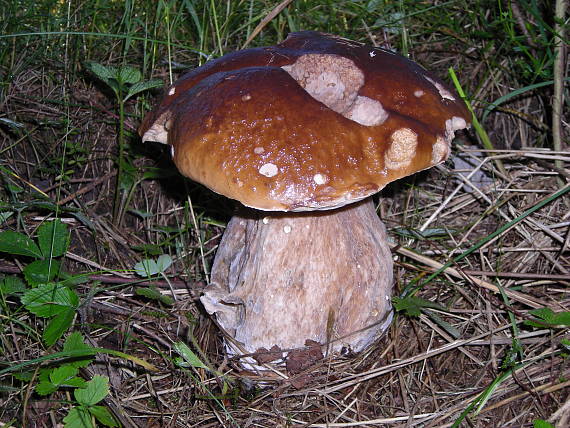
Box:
[140,31,470,211]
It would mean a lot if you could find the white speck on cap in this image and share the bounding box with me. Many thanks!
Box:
[414,90,424,97]
[262,217,269,224]
[168,87,176,96]
[283,225,292,233]
[369,50,376,57]
[242,94,252,101]
[259,163,278,177]
[254,147,265,154]
[425,76,455,101]
[313,173,327,185]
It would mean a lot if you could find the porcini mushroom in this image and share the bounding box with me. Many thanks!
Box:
[140,31,470,366]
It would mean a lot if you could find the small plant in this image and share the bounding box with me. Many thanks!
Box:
[0,219,84,345]
[84,62,163,225]
[133,254,175,306]
[62,375,118,428]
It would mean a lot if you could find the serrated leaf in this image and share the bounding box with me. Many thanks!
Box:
[24,258,61,286]
[0,276,26,296]
[35,379,59,395]
[12,371,33,381]
[63,332,94,368]
[0,231,42,258]
[44,307,76,345]
[74,375,110,406]
[85,62,114,84]
[21,283,78,317]
[37,219,70,258]
[123,79,163,102]
[49,365,79,385]
[118,66,141,84]
[89,405,119,427]
[173,341,209,370]
[63,406,93,428]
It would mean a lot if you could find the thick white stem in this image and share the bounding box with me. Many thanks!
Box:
[201,198,394,362]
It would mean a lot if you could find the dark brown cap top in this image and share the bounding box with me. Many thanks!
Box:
[140,31,470,211]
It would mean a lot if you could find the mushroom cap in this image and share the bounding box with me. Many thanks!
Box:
[140,31,470,211]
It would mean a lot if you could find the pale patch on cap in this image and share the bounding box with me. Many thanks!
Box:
[259,163,278,177]
[313,173,327,185]
[432,136,450,164]
[345,96,389,126]
[385,128,418,170]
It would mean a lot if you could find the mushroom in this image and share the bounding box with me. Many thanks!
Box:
[139,31,470,367]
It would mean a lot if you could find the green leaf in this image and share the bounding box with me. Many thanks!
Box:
[135,287,174,306]
[21,283,78,317]
[85,62,114,84]
[156,254,173,272]
[63,332,92,352]
[61,332,94,368]
[50,365,79,385]
[173,341,209,370]
[123,79,163,102]
[35,379,59,395]
[23,258,61,286]
[525,308,570,328]
[89,405,119,427]
[37,219,70,258]
[0,276,27,296]
[64,406,94,428]
[0,231,42,258]
[118,66,141,84]
[44,307,76,346]
[134,254,172,277]
[35,365,87,394]
[533,420,555,428]
[393,296,446,317]
[74,375,110,406]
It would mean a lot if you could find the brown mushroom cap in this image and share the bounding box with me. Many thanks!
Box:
[140,31,470,211]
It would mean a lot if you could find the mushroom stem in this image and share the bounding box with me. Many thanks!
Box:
[201,198,394,363]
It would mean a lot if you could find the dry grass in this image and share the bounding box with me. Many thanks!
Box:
[1,1,569,427]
